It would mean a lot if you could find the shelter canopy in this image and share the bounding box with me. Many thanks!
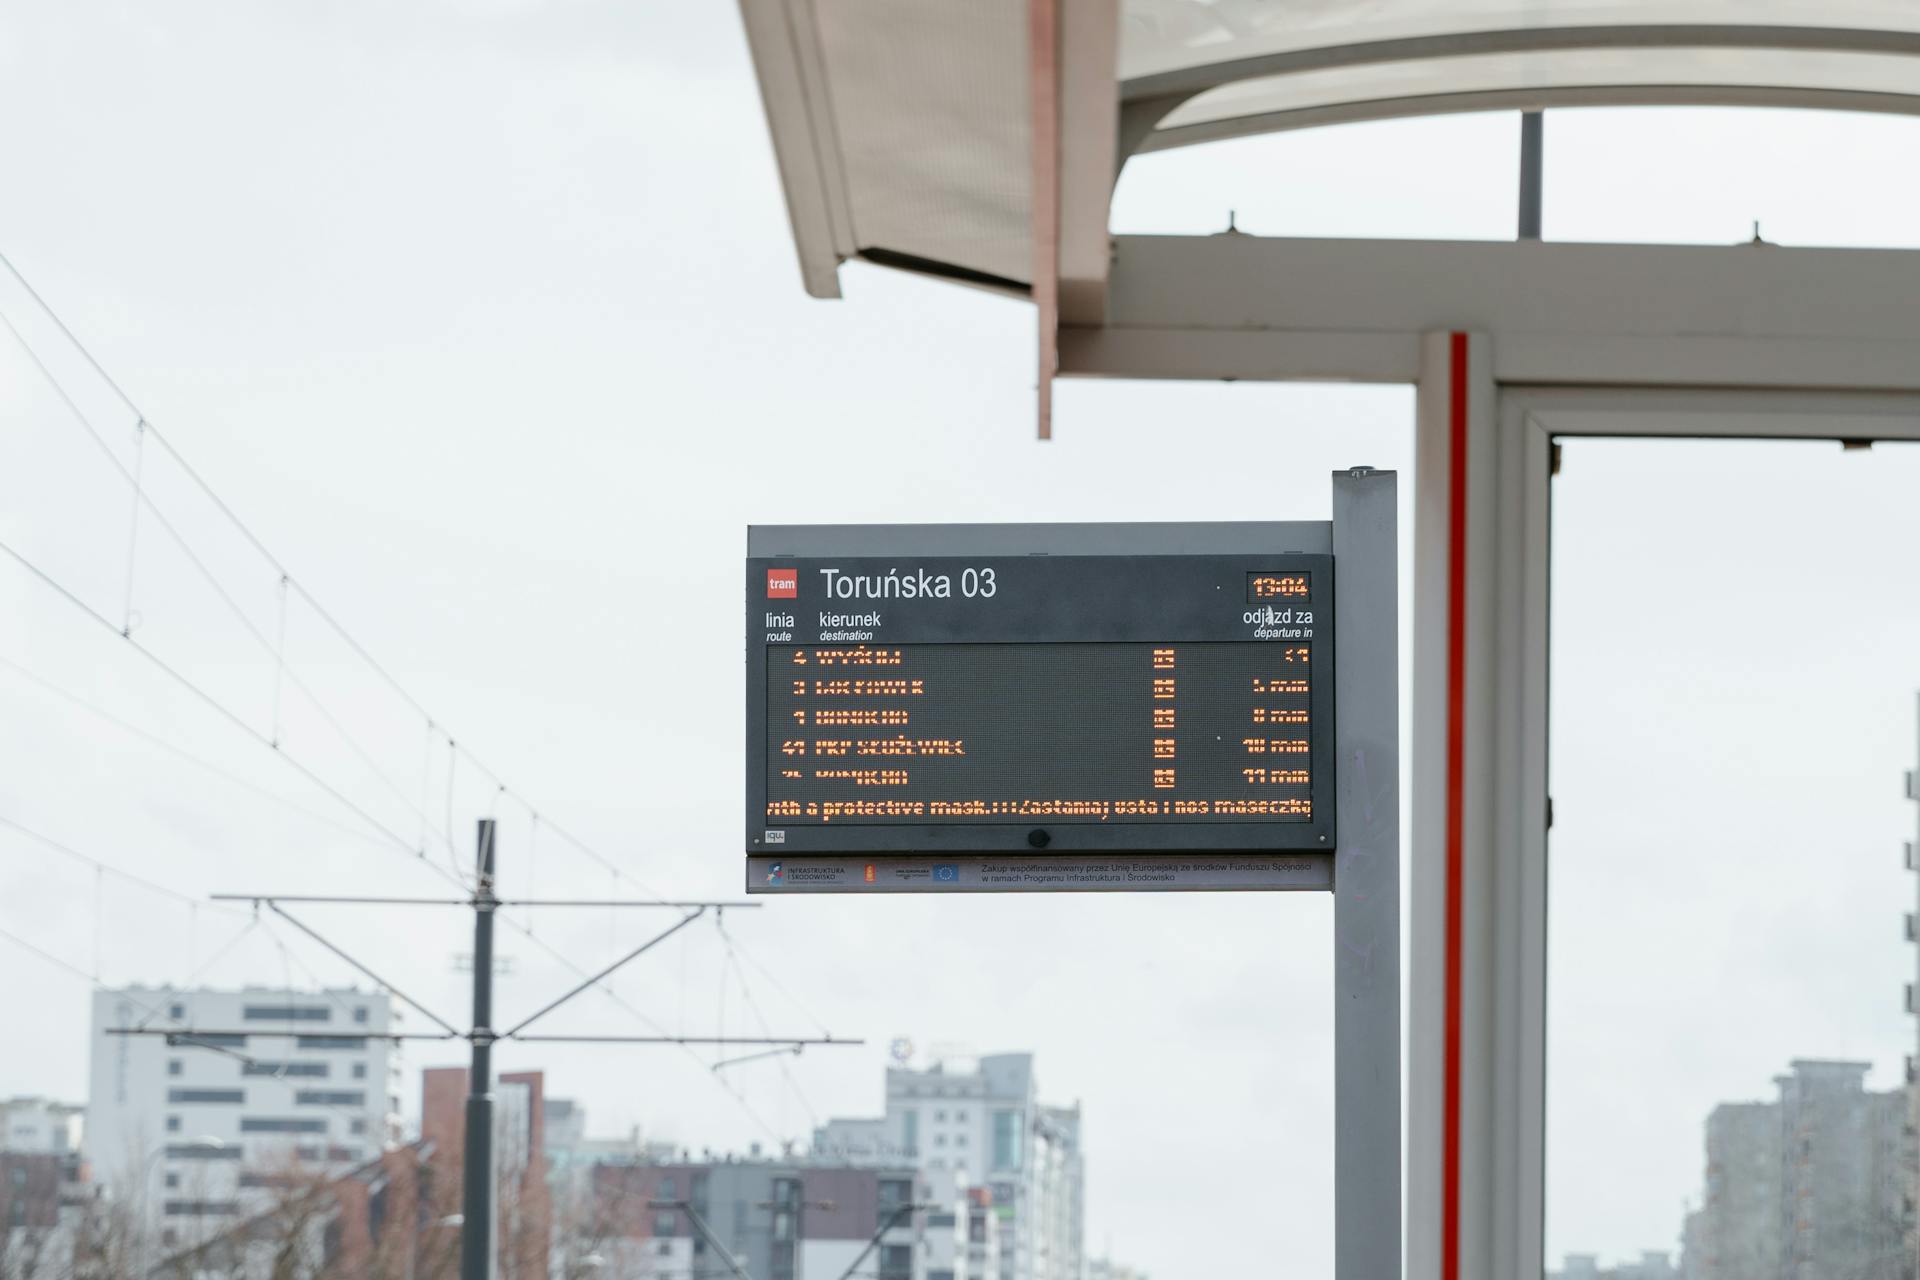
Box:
[739,0,1920,299]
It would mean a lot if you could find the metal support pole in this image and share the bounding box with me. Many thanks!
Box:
[1332,468,1401,1279]
[460,818,497,1280]
[1517,111,1545,241]
[1909,694,1920,1280]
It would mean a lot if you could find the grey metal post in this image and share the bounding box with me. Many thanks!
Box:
[1332,468,1401,1278]
[1910,694,1920,1280]
[460,819,498,1280]
[1518,111,1545,240]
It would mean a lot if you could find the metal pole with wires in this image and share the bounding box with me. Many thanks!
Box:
[461,818,498,1280]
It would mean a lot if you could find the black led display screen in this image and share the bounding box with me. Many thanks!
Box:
[746,552,1333,855]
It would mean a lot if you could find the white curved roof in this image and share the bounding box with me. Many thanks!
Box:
[738,0,1920,296]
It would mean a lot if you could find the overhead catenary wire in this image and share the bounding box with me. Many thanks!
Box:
[719,915,823,1130]
[0,248,667,904]
[0,654,419,853]
[121,418,145,635]
[0,811,250,920]
[0,531,430,865]
[0,307,450,853]
[133,914,264,1029]
[0,252,842,1173]
[718,918,836,1040]
[0,920,124,992]
[496,913,790,1145]
[257,912,432,1030]
[1,838,452,1133]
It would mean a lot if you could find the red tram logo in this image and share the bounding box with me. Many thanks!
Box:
[766,568,798,598]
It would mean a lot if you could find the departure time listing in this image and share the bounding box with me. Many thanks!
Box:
[764,641,1313,825]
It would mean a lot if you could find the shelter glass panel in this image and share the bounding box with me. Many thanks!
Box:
[1545,436,1920,1276]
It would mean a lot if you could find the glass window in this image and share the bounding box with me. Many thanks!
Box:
[879,1243,914,1280]
[293,1090,365,1107]
[991,1111,1021,1171]
[241,1062,328,1078]
[352,1063,366,1080]
[176,1033,245,1049]
[166,1116,181,1133]
[293,1036,366,1051]
[353,1007,368,1024]
[239,1118,326,1134]
[659,1176,675,1199]
[167,1060,181,1077]
[879,1178,912,1214]
[1546,436,1920,1275]
[902,1109,919,1155]
[168,1089,243,1105]
[168,1004,184,1021]
[241,1005,330,1023]
[655,1212,677,1237]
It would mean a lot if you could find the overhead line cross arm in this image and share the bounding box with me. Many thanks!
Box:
[497,907,707,1039]
[262,900,463,1036]
[649,1200,752,1280]
[107,1027,459,1042]
[511,1034,859,1046]
[211,894,761,908]
[836,1202,939,1280]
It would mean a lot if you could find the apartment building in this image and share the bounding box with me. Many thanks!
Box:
[84,985,399,1249]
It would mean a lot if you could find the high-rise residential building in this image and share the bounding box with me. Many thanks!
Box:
[84,985,400,1249]
[1086,1257,1148,1280]
[1776,1061,1909,1280]
[1699,1100,1781,1280]
[1683,1059,1912,1280]
[815,1053,1085,1280]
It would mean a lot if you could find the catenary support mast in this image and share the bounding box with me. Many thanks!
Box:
[460,818,498,1280]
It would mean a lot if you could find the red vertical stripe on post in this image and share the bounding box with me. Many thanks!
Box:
[1442,331,1470,1280]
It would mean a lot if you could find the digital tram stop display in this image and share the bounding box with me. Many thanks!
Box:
[745,541,1334,856]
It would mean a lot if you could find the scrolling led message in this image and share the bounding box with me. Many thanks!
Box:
[746,552,1333,855]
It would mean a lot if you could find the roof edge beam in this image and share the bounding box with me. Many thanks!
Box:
[1136,83,1920,154]
[1064,235,1920,391]
[1119,23,1920,105]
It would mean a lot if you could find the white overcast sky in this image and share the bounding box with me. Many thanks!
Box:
[5,3,1920,1277]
